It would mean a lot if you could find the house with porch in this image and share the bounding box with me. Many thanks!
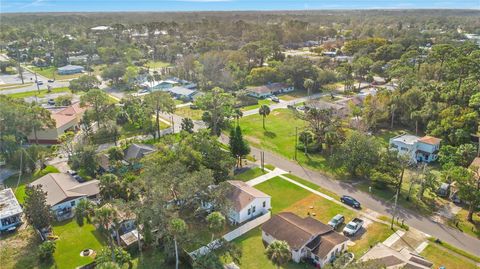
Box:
[0,188,23,232]
[30,173,100,220]
[262,212,349,267]
[225,180,271,224]
[389,134,441,163]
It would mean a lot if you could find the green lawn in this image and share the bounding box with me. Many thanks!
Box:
[234,167,267,182]
[119,120,170,139]
[145,60,171,69]
[30,66,83,80]
[6,87,71,99]
[240,99,273,111]
[421,244,478,269]
[277,90,308,101]
[52,219,107,268]
[238,109,339,175]
[0,82,34,90]
[0,228,49,269]
[175,106,204,120]
[255,176,310,214]
[283,173,340,200]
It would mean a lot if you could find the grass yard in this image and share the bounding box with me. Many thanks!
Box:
[239,109,339,175]
[0,228,48,269]
[234,167,267,182]
[240,99,273,111]
[30,66,83,80]
[0,82,34,90]
[277,90,308,101]
[7,87,71,99]
[283,173,340,200]
[255,176,310,214]
[52,219,107,268]
[449,208,480,239]
[347,222,394,257]
[119,120,170,139]
[421,244,478,269]
[174,106,204,120]
[231,228,313,269]
[145,60,172,69]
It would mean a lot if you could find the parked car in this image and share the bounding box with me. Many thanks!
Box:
[437,183,450,198]
[340,195,361,209]
[271,96,280,103]
[47,79,55,83]
[47,99,55,106]
[328,214,345,229]
[36,80,43,85]
[451,191,461,204]
[67,170,78,176]
[343,218,364,236]
[73,175,85,183]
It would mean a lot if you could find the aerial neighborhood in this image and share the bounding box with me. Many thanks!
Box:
[1,7,480,269]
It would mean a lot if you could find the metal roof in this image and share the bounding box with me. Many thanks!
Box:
[0,188,23,219]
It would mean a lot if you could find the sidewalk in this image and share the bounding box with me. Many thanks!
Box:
[246,167,287,186]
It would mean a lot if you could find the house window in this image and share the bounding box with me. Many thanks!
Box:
[248,209,251,215]
[70,201,76,206]
[252,206,256,213]
[263,201,266,207]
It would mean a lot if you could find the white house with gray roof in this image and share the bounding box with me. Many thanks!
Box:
[0,188,23,232]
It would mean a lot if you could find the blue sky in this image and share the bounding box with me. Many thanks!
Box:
[2,0,479,13]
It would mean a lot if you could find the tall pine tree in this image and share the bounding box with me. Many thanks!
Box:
[229,126,250,167]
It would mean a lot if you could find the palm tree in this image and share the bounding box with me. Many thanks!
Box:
[75,199,95,225]
[303,78,314,100]
[169,218,187,269]
[259,104,271,129]
[265,240,291,269]
[206,212,225,242]
[94,205,117,261]
[233,108,243,126]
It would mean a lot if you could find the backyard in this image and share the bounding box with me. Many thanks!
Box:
[144,60,172,69]
[240,98,273,111]
[51,219,107,268]
[233,166,267,182]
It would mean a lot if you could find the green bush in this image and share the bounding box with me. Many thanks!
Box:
[33,165,60,179]
[38,240,56,263]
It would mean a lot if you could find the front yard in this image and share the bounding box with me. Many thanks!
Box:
[7,87,71,99]
[234,167,267,182]
[421,243,478,269]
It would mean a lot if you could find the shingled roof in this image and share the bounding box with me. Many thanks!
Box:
[262,212,344,250]
[30,173,99,206]
[226,180,270,212]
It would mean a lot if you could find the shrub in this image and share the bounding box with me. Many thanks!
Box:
[38,241,56,263]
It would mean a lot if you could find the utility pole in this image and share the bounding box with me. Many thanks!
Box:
[391,188,399,229]
[16,47,24,84]
[171,115,175,133]
[294,127,298,160]
[34,72,40,103]
[261,151,265,171]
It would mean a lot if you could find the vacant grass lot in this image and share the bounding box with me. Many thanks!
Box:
[449,208,480,239]
[234,167,267,182]
[52,219,107,268]
[239,109,339,175]
[255,176,310,214]
[174,106,204,120]
[145,60,172,69]
[422,244,478,269]
[30,66,83,80]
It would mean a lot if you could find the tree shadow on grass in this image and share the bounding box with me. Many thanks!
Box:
[263,130,277,138]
